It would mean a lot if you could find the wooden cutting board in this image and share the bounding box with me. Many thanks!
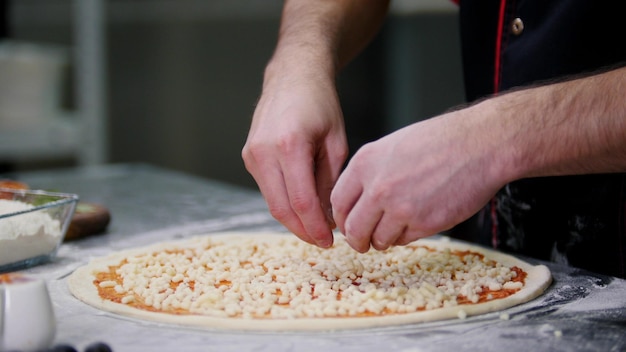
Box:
[65,202,111,241]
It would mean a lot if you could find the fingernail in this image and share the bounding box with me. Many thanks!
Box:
[317,237,333,248]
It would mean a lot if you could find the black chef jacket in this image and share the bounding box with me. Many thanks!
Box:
[457,0,626,278]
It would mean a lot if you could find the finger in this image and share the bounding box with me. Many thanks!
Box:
[316,165,336,230]
[342,195,383,253]
[242,144,315,245]
[330,170,363,236]
[370,214,406,251]
[280,149,333,248]
[248,159,315,245]
[314,145,346,231]
[393,228,431,246]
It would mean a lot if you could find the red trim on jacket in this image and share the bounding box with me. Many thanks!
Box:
[490,0,507,249]
[494,0,507,93]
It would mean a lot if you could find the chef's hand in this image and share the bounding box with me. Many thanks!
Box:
[331,107,504,252]
[242,71,348,248]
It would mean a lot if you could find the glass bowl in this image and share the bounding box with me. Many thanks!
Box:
[0,188,79,272]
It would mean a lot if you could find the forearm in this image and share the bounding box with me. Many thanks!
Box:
[265,0,390,83]
[478,66,626,184]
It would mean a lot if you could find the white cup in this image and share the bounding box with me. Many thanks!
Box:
[0,275,56,352]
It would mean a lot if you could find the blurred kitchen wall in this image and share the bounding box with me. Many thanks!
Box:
[5,0,463,189]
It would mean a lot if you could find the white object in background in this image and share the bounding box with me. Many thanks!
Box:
[0,275,56,352]
[0,41,68,129]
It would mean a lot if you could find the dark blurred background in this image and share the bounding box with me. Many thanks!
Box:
[0,0,464,190]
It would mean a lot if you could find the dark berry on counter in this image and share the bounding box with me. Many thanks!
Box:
[48,344,78,352]
[84,342,113,352]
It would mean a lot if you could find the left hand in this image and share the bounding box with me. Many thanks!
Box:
[330,108,504,252]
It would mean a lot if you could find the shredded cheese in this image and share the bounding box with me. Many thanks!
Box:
[94,235,525,319]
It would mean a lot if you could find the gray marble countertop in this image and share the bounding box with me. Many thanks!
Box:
[9,164,626,352]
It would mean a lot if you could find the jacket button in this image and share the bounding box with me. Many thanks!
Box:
[511,18,524,35]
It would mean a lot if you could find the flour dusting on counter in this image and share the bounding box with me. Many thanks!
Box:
[0,199,62,266]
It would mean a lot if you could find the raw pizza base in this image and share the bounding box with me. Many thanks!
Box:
[68,231,552,331]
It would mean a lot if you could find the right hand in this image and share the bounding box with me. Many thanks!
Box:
[242,70,348,248]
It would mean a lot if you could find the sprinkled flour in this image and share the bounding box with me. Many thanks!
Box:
[0,199,62,267]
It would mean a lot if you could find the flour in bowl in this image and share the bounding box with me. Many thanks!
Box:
[0,199,63,267]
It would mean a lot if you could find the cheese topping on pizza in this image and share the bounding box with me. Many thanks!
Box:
[92,235,526,319]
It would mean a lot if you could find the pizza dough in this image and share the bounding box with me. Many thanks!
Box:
[68,232,552,331]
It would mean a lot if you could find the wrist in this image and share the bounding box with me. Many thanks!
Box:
[463,98,526,188]
[268,44,336,75]
[262,48,337,94]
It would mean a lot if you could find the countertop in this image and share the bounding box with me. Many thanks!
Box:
[9,164,626,352]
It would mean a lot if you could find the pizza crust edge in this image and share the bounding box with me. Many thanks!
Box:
[67,232,552,331]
